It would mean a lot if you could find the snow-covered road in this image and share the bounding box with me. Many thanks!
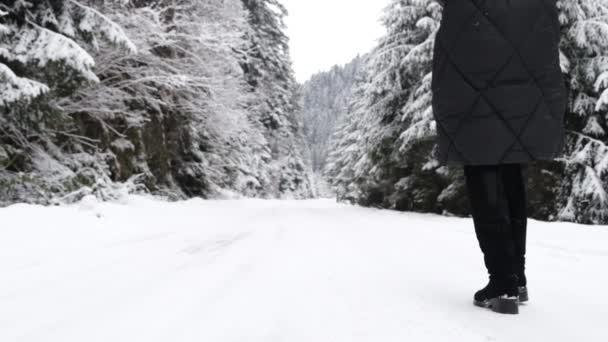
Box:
[1,196,608,342]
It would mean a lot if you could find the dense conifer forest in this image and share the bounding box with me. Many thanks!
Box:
[0,0,313,204]
[3,0,608,224]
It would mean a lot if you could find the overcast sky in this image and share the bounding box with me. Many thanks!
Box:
[281,0,391,83]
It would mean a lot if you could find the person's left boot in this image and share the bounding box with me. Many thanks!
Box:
[474,274,520,314]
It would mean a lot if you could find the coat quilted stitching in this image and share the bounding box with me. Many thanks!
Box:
[431,0,567,166]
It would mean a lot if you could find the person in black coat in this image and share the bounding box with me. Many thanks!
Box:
[431,0,566,314]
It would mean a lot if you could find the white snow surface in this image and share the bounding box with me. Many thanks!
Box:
[1,196,608,342]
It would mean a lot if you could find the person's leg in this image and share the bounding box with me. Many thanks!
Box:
[463,164,519,313]
[500,163,528,285]
[464,164,516,276]
[500,163,529,302]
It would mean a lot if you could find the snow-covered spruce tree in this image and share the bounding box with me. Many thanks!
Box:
[300,56,364,173]
[324,66,373,203]
[300,56,363,197]
[0,0,136,204]
[240,0,313,199]
[58,0,278,200]
[0,0,135,105]
[327,0,608,223]
[328,0,467,213]
[552,0,608,224]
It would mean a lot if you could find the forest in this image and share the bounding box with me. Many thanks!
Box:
[3,0,608,224]
[0,0,313,205]
[317,0,608,224]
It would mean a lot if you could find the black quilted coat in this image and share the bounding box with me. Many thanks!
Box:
[431,0,567,166]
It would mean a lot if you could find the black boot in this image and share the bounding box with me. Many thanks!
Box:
[474,274,520,314]
[517,272,529,303]
[513,218,529,303]
[473,225,520,314]
[518,285,529,303]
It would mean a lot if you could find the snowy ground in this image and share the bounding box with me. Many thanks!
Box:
[1,196,608,342]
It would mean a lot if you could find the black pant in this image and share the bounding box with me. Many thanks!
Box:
[463,163,528,283]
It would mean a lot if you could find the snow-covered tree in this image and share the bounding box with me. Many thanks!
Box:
[52,0,286,200]
[325,0,608,223]
[324,69,371,203]
[240,0,313,199]
[0,0,314,205]
[299,56,363,197]
[0,0,135,105]
[326,0,467,213]
[361,0,453,211]
[300,56,363,172]
[554,0,608,223]
[0,0,137,204]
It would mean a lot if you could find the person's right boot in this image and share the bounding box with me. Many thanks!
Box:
[513,224,529,303]
[472,227,520,314]
[517,271,528,303]
[474,274,520,314]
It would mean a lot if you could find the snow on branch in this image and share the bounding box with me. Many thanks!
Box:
[559,50,570,73]
[0,25,99,82]
[569,20,608,54]
[0,63,49,105]
[578,165,608,205]
[69,0,137,53]
[583,116,606,136]
[595,72,608,111]
[597,89,608,112]
[0,23,10,36]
